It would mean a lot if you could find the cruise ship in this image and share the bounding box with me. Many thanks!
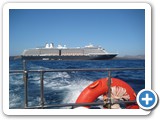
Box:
[21,43,118,60]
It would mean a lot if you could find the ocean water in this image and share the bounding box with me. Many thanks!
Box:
[9,59,145,109]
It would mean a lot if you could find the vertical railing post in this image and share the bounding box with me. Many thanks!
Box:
[23,70,28,108]
[40,71,44,108]
[23,60,28,108]
[23,60,26,71]
[107,71,112,109]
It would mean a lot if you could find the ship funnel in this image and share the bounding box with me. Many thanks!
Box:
[45,43,50,48]
[50,43,54,48]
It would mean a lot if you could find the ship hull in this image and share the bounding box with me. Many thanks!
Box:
[21,54,117,61]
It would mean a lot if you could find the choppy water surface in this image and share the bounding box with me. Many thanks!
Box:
[9,59,145,108]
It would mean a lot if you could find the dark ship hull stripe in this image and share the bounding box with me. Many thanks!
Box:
[21,54,117,60]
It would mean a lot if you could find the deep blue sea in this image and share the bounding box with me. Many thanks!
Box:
[9,59,145,109]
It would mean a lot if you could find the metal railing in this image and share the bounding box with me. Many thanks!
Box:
[9,60,144,109]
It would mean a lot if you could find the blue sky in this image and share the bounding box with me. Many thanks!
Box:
[9,9,145,56]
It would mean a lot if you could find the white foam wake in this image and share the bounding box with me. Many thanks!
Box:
[9,71,93,108]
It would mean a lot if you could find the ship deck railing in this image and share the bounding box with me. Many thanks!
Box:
[9,60,145,109]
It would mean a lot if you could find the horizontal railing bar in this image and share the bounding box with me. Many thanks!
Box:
[9,70,24,73]
[9,68,144,73]
[25,100,137,109]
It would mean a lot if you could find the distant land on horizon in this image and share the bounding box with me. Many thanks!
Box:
[9,54,145,60]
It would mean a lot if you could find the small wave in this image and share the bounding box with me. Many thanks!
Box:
[62,79,92,103]
[29,75,40,81]
[9,93,23,108]
[9,75,23,85]
[28,96,41,107]
[44,72,71,80]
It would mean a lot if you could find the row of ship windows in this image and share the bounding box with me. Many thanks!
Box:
[25,50,104,55]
